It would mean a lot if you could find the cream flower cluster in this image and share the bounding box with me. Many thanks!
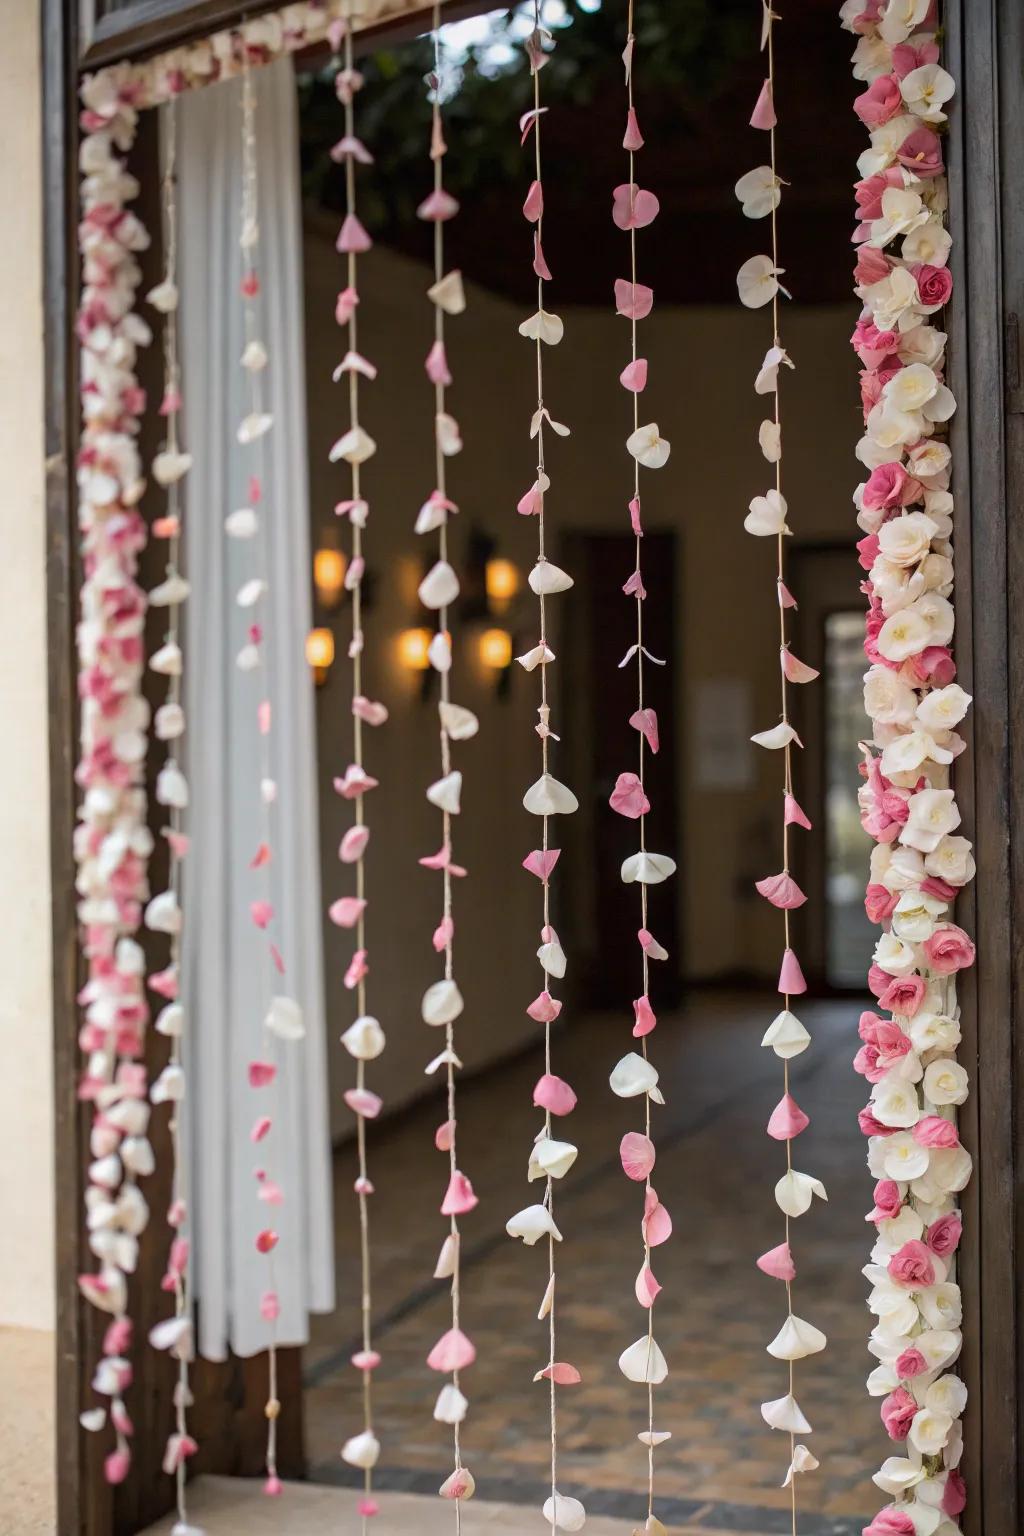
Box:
[75,77,156,1488]
[842,4,971,1532]
[82,3,366,115]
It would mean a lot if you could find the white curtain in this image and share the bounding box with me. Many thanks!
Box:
[178,59,335,1360]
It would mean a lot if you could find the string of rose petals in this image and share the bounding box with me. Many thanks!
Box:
[736,4,828,1514]
[608,14,677,1534]
[841,5,971,1532]
[327,14,389,1524]
[75,72,153,1490]
[412,10,483,1517]
[503,10,583,1533]
[142,96,202,1511]
[234,58,308,1500]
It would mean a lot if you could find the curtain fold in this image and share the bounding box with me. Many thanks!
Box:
[178,57,335,1360]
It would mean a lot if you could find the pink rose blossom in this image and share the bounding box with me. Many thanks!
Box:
[913,1115,960,1150]
[854,76,903,128]
[943,1470,967,1517]
[906,646,956,687]
[924,923,976,974]
[914,262,954,308]
[878,974,927,1017]
[868,1179,903,1223]
[880,1385,918,1440]
[864,1509,916,1536]
[895,1346,928,1379]
[865,883,900,924]
[897,126,945,178]
[863,461,915,511]
[927,1213,963,1257]
[888,1239,936,1289]
[855,245,891,287]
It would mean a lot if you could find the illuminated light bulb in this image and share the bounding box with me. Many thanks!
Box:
[306,627,335,685]
[485,557,520,611]
[313,546,346,608]
[398,627,433,672]
[479,628,513,670]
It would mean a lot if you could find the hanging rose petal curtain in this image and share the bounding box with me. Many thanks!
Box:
[736,2,828,1512]
[142,94,201,1514]
[841,2,971,1530]
[503,4,582,1529]
[326,12,392,1522]
[608,10,677,1531]
[413,4,484,1513]
[234,57,309,1499]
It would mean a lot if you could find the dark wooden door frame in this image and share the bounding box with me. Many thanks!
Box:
[42,0,1024,1532]
[944,1,1023,1532]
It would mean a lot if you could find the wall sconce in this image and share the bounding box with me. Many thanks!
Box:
[306,626,335,686]
[313,543,347,610]
[398,626,433,672]
[484,557,520,613]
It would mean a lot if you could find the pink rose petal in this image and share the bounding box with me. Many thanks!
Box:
[441,1169,479,1216]
[337,213,372,254]
[329,896,367,928]
[523,848,561,881]
[635,1262,662,1307]
[755,872,807,909]
[534,1361,581,1384]
[629,708,660,753]
[340,824,370,863]
[523,179,544,223]
[623,106,644,151]
[610,770,650,819]
[766,1092,810,1141]
[612,183,660,231]
[435,1118,456,1152]
[250,899,273,929]
[777,947,808,996]
[345,1086,382,1120]
[620,1131,656,1181]
[614,278,654,320]
[757,1242,796,1281]
[642,1186,672,1247]
[620,357,648,392]
[248,1060,276,1089]
[784,793,812,830]
[433,915,455,952]
[750,78,776,130]
[632,995,657,1037]
[533,1073,577,1116]
[527,990,562,1024]
[427,1327,476,1372]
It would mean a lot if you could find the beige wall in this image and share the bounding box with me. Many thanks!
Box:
[303,225,857,1133]
[0,0,56,1333]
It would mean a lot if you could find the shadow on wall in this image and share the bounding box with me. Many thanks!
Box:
[302,223,860,1135]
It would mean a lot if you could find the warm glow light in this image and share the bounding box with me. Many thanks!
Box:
[479,627,513,670]
[306,627,335,683]
[313,546,346,608]
[485,557,520,608]
[398,627,433,671]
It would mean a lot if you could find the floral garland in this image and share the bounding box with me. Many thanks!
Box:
[234,56,308,1500]
[327,13,390,1524]
[141,95,202,1510]
[80,1,433,114]
[502,6,583,1532]
[736,1,828,1514]
[608,9,678,1531]
[841,4,972,1534]
[75,71,153,1489]
[412,6,482,1516]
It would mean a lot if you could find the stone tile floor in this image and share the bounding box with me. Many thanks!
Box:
[304,993,878,1534]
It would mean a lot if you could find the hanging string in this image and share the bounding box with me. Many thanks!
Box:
[411,2,480,1520]
[737,2,825,1515]
[329,10,388,1526]
[504,5,581,1531]
[235,54,304,1500]
[607,9,675,1528]
[143,94,200,1518]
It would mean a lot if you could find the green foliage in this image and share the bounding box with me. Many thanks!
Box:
[298,0,749,241]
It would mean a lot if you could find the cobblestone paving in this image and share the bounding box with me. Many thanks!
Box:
[305,994,877,1534]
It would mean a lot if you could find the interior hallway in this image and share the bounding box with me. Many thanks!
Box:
[304,993,877,1534]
